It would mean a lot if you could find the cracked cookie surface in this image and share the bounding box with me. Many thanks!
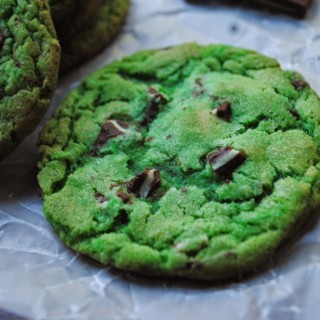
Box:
[0,0,60,160]
[38,43,320,281]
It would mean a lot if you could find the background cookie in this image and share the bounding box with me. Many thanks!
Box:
[0,0,60,160]
[38,43,320,281]
[49,0,79,25]
[59,0,130,72]
[50,0,101,45]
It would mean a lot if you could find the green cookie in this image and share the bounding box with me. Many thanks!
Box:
[38,43,320,281]
[59,0,130,73]
[0,0,60,161]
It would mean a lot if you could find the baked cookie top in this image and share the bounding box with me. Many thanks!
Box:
[0,0,60,160]
[38,43,320,280]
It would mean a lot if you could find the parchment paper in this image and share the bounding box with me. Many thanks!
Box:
[1,0,320,319]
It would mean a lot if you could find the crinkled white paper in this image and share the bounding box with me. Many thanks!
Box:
[2,0,320,319]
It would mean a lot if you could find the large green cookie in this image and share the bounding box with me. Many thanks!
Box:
[38,44,320,281]
[0,0,60,160]
[59,0,130,72]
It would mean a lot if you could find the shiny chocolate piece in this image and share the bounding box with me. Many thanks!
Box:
[91,120,129,155]
[211,101,232,122]
[126,169,161,198]
[207,146,246,176]
[143,88,168,125]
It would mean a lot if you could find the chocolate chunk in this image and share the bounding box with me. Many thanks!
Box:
[207,146,246,176]
[126,169,161,198]
[166,134,172,140]
[117,190,131,203]
[91,120,129,155]
[143,88,168,125]
[291,78,309,90]
[211,101,232,122]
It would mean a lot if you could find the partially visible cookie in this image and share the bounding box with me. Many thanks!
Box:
[49,0,79,25]
[59,0,130,72]
[38,43,320,281]
[0,0,60,160]
[50,0,101,44]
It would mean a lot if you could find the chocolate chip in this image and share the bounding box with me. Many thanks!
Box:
[211,101,232,122]
[126,169,161,198]
[146,137,153,142]
[117,190,131,203]
[143,88,168,125]
[207,146,246,177]
[291,79,309,90]
[166,134,172,140]
[91,120,129,155]
[181,187,188,193]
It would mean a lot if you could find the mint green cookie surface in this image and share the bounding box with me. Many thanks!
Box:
[38,44,320,280]
[0,0,60,160]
